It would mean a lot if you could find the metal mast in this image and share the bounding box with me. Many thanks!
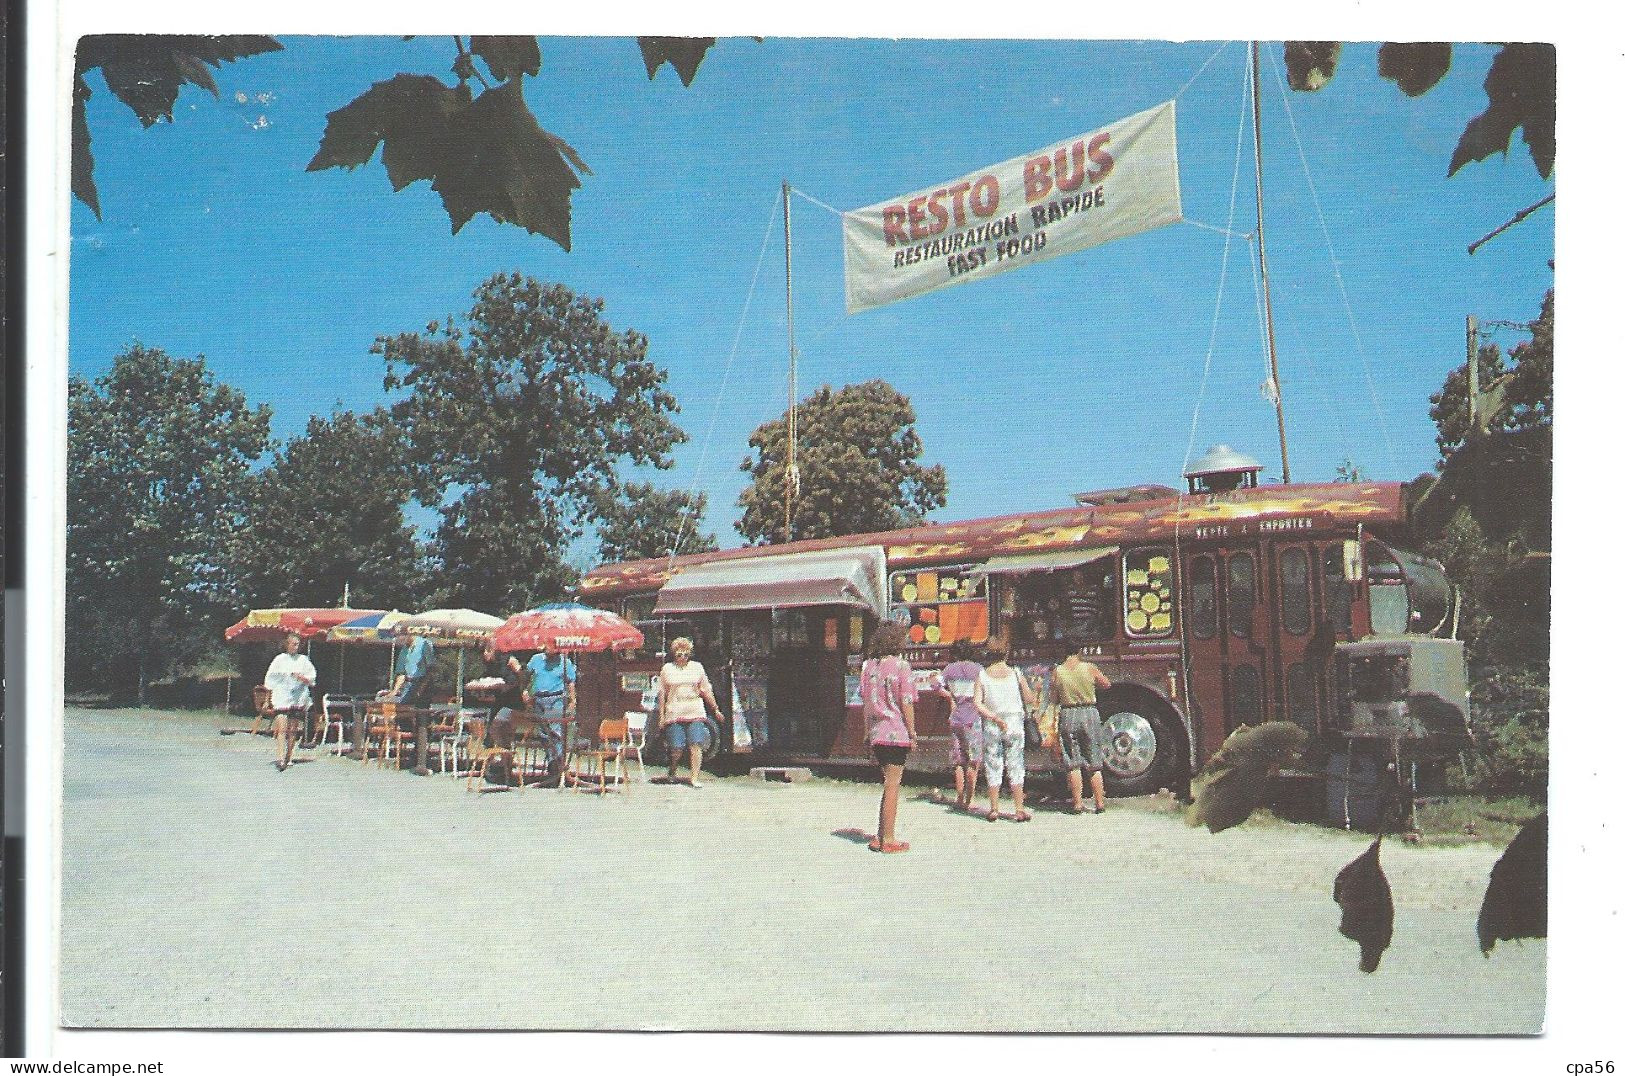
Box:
[1251,41,1292,483]
[782,180,799,541]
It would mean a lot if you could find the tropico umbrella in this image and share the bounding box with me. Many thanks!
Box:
[491,602,645,655]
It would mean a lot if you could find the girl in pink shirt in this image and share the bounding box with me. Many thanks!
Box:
[860,621,917,853]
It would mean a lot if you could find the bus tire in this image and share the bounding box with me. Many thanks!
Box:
[1097,695,1183,798]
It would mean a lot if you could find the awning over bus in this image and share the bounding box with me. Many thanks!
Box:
[978,546,1118,575]
[653,546,887,616]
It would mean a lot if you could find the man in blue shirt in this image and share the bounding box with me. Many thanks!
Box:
[527,651,575,768]
[392,634,435,702]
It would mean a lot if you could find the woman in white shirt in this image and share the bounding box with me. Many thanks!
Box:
[264,633,317,772]
[658,636,722,787]
[974,642,1036,822]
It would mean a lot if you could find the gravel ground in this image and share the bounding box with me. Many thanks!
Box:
[59,706,1545,1033]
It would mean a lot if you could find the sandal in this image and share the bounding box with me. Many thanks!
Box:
[1013,811,1033,823]
[869,838,910,853]
[985,810,999,822]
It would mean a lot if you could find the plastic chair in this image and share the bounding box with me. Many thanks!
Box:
[623,710,649,783]
[319,694,354,750]
[565,717,630,795]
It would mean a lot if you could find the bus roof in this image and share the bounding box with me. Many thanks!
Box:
[580,481,1405,600]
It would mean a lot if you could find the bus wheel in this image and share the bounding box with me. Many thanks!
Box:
[1098,699,1180,797]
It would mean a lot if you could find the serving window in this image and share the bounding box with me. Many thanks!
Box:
[1006,559,1117,646]
[887,565,990,648]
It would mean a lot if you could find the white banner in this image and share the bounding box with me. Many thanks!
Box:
[842,101,1182,314]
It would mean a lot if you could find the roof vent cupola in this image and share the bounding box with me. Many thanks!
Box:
[1184,444,1262,494]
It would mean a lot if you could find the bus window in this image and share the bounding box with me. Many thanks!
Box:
[1227,552,1256,639]
[1124,549,1175,637]
[1286,662,1317,732]
[1278,546,1311,636]
[1229,664,1262,728]
[1323,545,1352,635]
[1190,555,1217,639]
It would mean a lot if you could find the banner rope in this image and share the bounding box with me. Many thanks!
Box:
[1265,45,1399,478]
[666,188,785,565]
[790,187,845,218]
[1184,219,1252,240]
[1173,41,1234,101]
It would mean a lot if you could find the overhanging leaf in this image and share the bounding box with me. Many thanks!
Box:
[636,37,716,86]
[1477,811,1547,955]
[1450,43,1556,179]
[1187,721,1308,833]
[470,36,542,82]
[1333,837,1394,973]
[1377,42,1452,97]
[307,74,469,184]
[73,73,100,218]
[75,34,282,127]
[1283,41,1342,92]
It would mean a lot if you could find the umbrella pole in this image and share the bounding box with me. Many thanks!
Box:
[456,648,465,706]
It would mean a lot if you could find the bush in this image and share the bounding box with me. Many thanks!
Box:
[1465,663,1548,798]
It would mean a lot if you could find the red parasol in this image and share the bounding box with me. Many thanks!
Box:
[492,602,644,654]
[224,607,387,643]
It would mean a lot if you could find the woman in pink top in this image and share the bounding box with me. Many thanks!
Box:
[860,621,918,854]
[658,636,723,788]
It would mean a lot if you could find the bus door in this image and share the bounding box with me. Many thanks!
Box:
[766,608,848,757]
[1268,541,1323,734]
[1181,543,1272,747]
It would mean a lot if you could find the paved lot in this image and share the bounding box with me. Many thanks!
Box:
[59,707,1545,1032]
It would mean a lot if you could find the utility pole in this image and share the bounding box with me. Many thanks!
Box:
[1251,41,1291,483]
[1466,314,1479,434]
[782,180,798,543]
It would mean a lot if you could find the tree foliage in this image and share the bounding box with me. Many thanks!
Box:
[67,345,271,696]
[595,483,719,564]
[73,34,721,247]
[231,408,431,614]
[1284,41,1555,180]
[1406,289,1553,797]
[376,273,686,613]
[736,380,948,545]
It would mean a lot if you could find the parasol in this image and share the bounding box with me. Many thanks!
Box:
[396,608,505,703]
[491,602,644,654]
[224,607,386,643]
[327,610,414,693]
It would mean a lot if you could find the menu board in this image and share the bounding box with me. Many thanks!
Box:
[889,566,989,647]
[1124,551,1175,637]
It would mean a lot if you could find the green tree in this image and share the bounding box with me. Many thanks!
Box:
[67,345,271,698]
[231,408,431,614]
[595,483,719,564]
[376,273,686,613]
[73,35,722,249]
[737,379,948,545]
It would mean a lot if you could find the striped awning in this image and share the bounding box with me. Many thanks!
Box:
[654,546,886,617]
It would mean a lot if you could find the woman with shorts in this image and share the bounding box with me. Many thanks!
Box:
[658,637,722,788]
[974,642,1036,822]
[940,640,984,812]
[861,621,918,853]
[1054,636,1113,814]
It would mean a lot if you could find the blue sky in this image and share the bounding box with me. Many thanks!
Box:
[68,36,1555,560]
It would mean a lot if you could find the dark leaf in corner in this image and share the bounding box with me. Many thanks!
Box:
[1477,811,1547,955]
[1377,42,1453,97]
[1449,43,1556,179]
[1186,721,1307,834]
[75,34,283,127]
[73,74,100,218]
[470,36,542,82]
[636,37,717,86]
[1283,41,1342,92]
[308,76,588,250]
[1334,837,1394,973]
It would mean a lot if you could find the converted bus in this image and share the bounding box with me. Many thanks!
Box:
[575,447,1471,797]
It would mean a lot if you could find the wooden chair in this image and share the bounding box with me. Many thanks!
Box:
[362,701,414,769]
[464,716,518,792]
[426,705,462,774]
[565,717,630,795]
[250,685,274,737]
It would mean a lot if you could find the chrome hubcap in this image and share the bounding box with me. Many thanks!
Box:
[1101,711,1158,780]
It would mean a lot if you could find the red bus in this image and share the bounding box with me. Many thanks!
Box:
[576,447,1470,796]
